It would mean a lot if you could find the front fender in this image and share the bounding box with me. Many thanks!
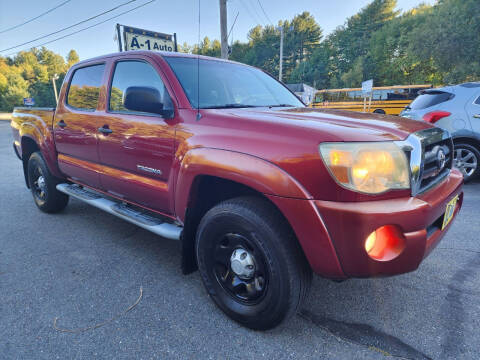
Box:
[174,147,344,278]
[175,147,312,219]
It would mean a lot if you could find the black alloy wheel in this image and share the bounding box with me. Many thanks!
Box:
[212,232,269,305]
[196,197,311,330]
[27,152,69,213]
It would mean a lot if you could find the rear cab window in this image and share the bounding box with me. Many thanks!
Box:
[409,90,453,110]
[66,64,105,111]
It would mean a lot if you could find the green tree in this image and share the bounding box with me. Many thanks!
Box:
[0,47,77,111]
[0,59,29,110]
[67,50,80,67]
[410,0,480,84]
[329,0,399,86]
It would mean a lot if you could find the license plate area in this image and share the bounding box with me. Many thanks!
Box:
[441,195,458,230]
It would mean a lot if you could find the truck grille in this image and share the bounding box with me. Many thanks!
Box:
[399,127,453,196]
[419,138,453,193]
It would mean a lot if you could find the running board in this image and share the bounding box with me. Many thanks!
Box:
[56,183,182,240]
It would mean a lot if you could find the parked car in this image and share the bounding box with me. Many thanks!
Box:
[401,82,480,182]
[11,51,463,330]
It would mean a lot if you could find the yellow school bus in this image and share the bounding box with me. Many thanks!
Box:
[311,84,432,115]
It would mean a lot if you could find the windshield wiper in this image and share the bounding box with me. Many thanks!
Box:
[268,104,297,108]
[202,104,260,109]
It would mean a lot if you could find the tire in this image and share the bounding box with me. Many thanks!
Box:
[453,143,480,182]
[373,109,386,114]
[195,196,312,330]
[27,152,69,213]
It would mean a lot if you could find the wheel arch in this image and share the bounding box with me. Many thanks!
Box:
[20,136,41,188]
[452,136,480,150]
[19,127,63,184]
[175,148,313,274]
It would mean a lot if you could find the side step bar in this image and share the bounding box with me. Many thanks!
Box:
[56,183,182,240]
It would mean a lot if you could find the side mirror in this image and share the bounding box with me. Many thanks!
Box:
[123,86,174,118]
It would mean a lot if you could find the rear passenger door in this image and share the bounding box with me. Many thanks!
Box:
[96,58,176,214]
[54,63,105,188]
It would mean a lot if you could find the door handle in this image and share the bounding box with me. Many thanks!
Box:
[57,120,67,128]
[98,126,113,134]
[473,114,480,119]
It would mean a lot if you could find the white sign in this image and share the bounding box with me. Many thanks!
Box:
[23,98,35,106]
[362,79,373,95]
[123,26,176,52]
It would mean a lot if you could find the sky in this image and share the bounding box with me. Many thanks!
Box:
[0,0,435,60]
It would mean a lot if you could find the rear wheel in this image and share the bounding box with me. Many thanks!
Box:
[195,197,311,330]
[453,143,480,182]
[27,152,69,213]
[373,109,386,114]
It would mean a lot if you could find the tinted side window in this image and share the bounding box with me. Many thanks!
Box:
[409,91,453,110]
[67,64,105,110]
[109,61,171,113]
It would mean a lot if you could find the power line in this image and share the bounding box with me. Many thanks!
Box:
[0,0,73,34]
[3,0,156,57]
[239,0,265,27]
[228,11,239,41]
[0,0,138,53]
[256,0,273,25]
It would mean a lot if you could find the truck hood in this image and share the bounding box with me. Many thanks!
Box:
[226,107,432,142]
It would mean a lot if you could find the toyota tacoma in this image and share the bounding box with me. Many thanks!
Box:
[11,51,463,330]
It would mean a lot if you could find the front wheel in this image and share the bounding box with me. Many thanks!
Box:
[195,197,311,330]
[453,143,480,182]
[27,152,69,213]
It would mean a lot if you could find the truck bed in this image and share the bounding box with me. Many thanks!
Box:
[11,106,57,166]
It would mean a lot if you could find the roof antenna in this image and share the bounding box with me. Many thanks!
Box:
[196,0,202,121]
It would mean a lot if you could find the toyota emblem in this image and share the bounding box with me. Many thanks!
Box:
[437,149,446,170]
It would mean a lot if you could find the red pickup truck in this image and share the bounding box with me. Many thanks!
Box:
[11,51,463,330]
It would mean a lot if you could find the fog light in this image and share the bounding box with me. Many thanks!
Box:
[365,225,406,262]
[365,232,376,253]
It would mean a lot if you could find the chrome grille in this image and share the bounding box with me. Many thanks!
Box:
[420,138,453,192]
[396,127,453,196]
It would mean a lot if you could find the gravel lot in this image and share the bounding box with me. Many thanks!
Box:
[1,121,479,359]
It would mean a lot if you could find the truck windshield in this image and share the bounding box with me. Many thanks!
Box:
[164,57,304,109]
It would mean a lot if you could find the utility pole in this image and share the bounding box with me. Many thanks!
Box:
[52,73,59,105]
[219,0,228,59]
[279,25,284,82]
[116,23,123,52]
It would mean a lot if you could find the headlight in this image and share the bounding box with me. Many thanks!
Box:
[319,142,410,194]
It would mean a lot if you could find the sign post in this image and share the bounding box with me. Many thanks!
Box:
[116,23,123,52]
[118,25,177,53]
[362,79,373,112]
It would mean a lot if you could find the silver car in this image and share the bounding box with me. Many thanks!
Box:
[401,82,480,182]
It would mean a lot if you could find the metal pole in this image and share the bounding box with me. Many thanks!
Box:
[279,26,284,82]
[52,74,59,105]
[174,33,178,52]
[219,0,228,59]
[116,23,123,52]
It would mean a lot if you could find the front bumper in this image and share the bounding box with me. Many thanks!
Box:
[267,170,463,279]
[315,169,463,277]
